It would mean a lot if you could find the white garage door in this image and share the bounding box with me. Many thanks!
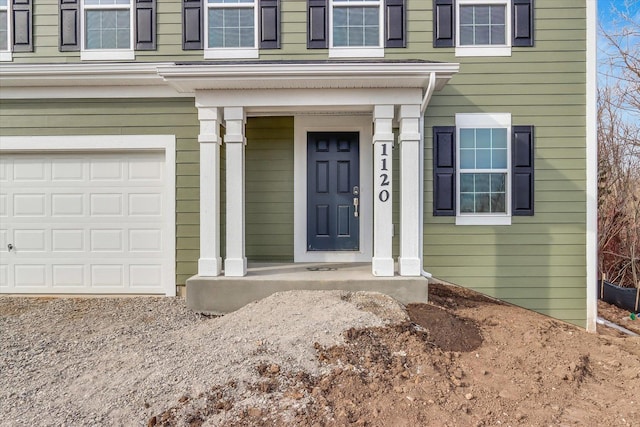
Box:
[0,150,174,294]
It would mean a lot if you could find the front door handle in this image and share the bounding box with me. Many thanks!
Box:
[353,197,359,218]
[7,243,13,252]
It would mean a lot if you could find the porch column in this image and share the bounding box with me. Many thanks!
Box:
[198,107,223,276]
[372,105,395,276]
[224,107,248,277]
[398,104,422,276]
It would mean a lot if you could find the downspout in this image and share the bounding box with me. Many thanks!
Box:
[419,72,437,280]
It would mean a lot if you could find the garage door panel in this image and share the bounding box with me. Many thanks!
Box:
[90,159,124,181]
[13,160,47,181]
[52,160,84,181]
[91,230,124,252]
[129,193,162,216]
[129,158,163,181]
[14,230,47,252]
[15,265,47,286]
[14,194,46,216]
[130,265,163,287]
[2,149,172,294]
[52,194,84,216]
[52,229,85,251]
[90,194,123,216]
[91,265,124,287]
[0,194,7,217]
[53,265,85,287]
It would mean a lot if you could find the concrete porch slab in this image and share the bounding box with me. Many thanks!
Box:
[186,262,428,314]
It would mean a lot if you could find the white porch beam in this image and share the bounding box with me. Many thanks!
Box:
[197,107,223,276]
[398,104,422,276]
[372,105,395,277]
[224,107,248,277]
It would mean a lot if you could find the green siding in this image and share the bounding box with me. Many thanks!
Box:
[423,2,588,327]
[0,98,201,287]
[245,117,295,261]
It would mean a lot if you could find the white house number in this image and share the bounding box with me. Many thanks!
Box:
[379,143,390,202]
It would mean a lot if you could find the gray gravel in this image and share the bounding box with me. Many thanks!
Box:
[0,290,408,426]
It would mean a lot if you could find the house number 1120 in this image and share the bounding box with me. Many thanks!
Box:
[379,143,390,202]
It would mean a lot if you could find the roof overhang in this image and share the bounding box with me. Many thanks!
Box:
[0,61,459,100]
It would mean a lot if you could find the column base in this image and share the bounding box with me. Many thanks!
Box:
[198,257,222,277]
[372,257,395,277]
[398,257,421,276]
[224,257,248,277]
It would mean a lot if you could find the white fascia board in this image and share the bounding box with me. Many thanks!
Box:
[195,88,423,112]
[0,62,178,99]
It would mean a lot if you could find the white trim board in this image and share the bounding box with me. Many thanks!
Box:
[294,115,373,262]
[0,135,176,296]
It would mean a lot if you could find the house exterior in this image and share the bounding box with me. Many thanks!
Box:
[0,0,597,329]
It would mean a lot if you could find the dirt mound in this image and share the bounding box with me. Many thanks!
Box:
[2,285,639,427]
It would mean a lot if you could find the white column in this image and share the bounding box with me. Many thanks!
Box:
[197,107,223,276]
[372,105,395,276]
[398,104,422,276]
[224,107,248,277]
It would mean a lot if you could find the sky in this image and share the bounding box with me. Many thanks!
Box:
[598,0,640,28]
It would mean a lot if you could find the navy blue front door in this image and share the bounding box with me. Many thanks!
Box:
[307,132,360,251]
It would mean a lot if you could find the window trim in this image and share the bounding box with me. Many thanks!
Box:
[455,113,512,225]
[204,0,259,59]
[328,0,384,58]
[80,0,135,61]
[0,0,11,61]
[455,0,511,57]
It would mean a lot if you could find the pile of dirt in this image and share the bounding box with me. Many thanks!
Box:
[1,285,639,427]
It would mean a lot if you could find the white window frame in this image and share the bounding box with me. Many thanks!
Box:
[80,0,135,61]
[455,113,512,226]
[0,0,11,61]
[455,0,511,57]
[329,0,384,58]
[204,0,259,59]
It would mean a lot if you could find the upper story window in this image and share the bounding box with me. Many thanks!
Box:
[182,0,279,57]
[83,0,133,59]
[456,0,509,56]
[59,0,155,58]
[330,0,383,57]
[433,0,534,56]
[205,0,258,58]
[307,0,405,57]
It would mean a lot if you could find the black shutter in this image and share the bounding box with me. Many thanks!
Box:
[512,126,534,216]
[135,0,156,50]
[12,0,32,52]
[59,0,80,51]
[433,0,454,48]
[433,126,456,216]
[183,0,203,50]
[384,0,405,48]
[307,0,327,49]
[513,0,534,47]
[259,0,280,49]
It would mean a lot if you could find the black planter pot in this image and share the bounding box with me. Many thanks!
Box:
[598,280,640,312]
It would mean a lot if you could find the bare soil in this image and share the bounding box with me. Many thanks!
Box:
[1,284,639,427]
